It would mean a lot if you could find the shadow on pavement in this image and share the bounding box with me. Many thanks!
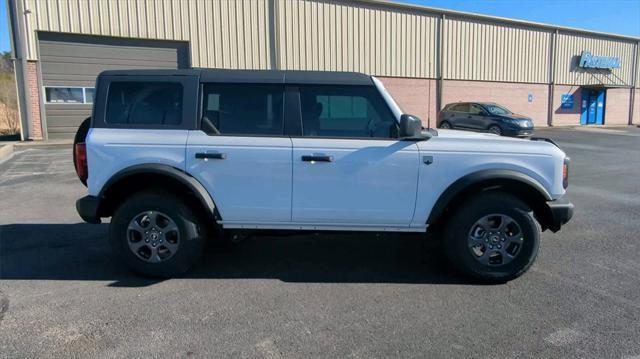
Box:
[0,223,466,287]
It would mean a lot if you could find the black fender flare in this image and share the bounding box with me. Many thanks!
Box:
[98,164,218,219]
[427,169,552,225]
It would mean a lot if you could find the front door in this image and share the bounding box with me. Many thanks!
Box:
[467,103,489,129]
[291,85,420,226]
[581,89,606,125]
[186,83,292,223]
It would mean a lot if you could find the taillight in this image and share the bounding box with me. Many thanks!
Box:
[563,157,570,189]
[74,142,88,185]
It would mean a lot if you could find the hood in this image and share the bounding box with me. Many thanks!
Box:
[425,129,565,157]
[435,129,522,141]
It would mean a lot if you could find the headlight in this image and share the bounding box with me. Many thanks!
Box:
[506,119,532,127]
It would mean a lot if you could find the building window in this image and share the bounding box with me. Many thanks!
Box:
[44,87,95,104]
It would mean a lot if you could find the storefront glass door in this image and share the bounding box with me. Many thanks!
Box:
[580,89,605,125]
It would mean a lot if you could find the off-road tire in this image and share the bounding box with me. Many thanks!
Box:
[110,190,207,278]
[443,191,540,283]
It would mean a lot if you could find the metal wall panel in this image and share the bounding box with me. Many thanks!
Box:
[19,0,639,84]
[276,0,438,78]
[554,32,636,86]
[23,0,273,69]
[38,32,188,139]
[443,18,551,83]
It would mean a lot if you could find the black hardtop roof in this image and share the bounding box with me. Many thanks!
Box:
[98,68,374,86]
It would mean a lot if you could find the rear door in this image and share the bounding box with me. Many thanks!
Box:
[447,103,471,128]
[290,85,420,227]
[185,83,292,223]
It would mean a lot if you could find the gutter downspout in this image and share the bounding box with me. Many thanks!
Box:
[628,42,638,125]
[547,30,558,126]
[435,14,445,124]
[7,0,33,141]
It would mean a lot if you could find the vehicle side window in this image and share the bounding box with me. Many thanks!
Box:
[106,82,183,125]
[450,103,469,113]
[299,85,397,138]
[202,83,284,136]
[469,104,485,115]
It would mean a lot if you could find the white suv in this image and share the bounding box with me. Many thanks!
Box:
[74,69,573,282]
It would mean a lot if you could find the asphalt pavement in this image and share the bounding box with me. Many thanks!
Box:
[1,127,639,358]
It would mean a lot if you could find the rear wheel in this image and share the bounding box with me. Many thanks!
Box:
[443,192,540,283]
[110,190,207,277]
[488,125,503,136]
[439,121,452,129]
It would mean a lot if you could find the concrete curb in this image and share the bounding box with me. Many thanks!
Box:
[0,144,15,161]
[14,140,73,148]
[0,140,73,162]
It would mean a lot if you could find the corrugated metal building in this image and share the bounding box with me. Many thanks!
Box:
[8,0,640,140]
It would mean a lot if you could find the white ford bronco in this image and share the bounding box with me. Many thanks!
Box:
[74,69,573,282]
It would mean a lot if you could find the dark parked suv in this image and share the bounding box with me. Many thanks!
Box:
[438,102,534,137]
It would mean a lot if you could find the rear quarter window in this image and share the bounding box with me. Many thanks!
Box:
[450,103,470,113]
[105,82,183,125]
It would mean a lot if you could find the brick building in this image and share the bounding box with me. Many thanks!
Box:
[7,0,640,140]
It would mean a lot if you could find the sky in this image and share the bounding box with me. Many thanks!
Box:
[401,0,640,37]
[1,0,639,54]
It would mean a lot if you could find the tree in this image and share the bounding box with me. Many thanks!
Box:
[0,51,19,136]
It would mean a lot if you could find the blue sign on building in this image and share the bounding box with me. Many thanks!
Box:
[578,50,621,69]
[561,94,574,109]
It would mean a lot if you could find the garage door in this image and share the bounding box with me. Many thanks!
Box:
[38,32,189,139]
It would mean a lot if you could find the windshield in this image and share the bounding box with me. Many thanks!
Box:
[484,104,512,115]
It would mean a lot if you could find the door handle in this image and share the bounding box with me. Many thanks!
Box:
[301,155,333,162]
[195,152,226,160]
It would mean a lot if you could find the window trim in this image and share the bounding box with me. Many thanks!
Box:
[198,82,287,137]
[43,86,95,105]
[469,103,487,116]
[92,75,199,130]
[296,84,399,140]
[449,103,470,113]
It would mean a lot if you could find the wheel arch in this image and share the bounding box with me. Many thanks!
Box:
[96,164,220,221]
[427,169,555,231]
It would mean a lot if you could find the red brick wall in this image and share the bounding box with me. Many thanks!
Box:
[552,85,582,126]
[553,86,634,126]
[604,88,631,125]
[26,61,43,140]
[377,77,437,127]
[442,80,550,127]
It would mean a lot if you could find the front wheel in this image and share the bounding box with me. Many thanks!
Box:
[110,191,207,278]
[443,192,540,283]
[488,125,503,136]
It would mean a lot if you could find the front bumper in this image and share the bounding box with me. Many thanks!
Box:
[76,195,101,224]
[544,197,574,232]
[503,126,534,137]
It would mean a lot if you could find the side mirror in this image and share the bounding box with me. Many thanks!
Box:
[399,114,425,140]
